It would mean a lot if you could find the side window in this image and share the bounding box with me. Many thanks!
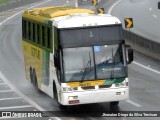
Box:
[54,27,58,51]
[47,27,51,49]
[22,20,52,51]
[32,23,36,42]
[22,19,27,39]
[30,22,33,41]
[37,24,40,44]
[28,21,31,40]
[42,26,45,46]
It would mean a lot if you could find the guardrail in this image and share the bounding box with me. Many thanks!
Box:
[123,30,160,61]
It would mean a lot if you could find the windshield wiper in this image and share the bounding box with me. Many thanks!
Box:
[81,52,91,82]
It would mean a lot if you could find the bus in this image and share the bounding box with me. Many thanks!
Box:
[22,6,133,108]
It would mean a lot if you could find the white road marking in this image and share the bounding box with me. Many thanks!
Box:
[133,61,160,75]
[0,105,33,110]
[0,83,6,85]
[149,7,152,11]
[0,90,13,93]
[0,97,21,101]
[108,0,122,14]
[0,72,44,110]
[153,14,158,18]
[126,100,142,107]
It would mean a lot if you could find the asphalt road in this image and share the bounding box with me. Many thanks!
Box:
[0,0,43,12]
[0,0,160,120]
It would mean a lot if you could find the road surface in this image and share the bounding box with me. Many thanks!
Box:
[0,0,160,120]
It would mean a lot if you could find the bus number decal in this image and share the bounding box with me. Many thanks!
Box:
[79,83,91,87]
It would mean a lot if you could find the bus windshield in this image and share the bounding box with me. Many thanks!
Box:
[62,44,127,82]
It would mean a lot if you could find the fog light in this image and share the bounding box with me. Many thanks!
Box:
[116,91,125,95]
[68,96,78,100]
[115,83,126,87]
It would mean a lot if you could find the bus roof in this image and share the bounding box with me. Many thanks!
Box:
[22,6,94,23]
[23,6,121,28]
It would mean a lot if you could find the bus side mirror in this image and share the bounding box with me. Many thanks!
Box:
[125,45,133,64]
[128,48,133,64]
[54,56,59,69]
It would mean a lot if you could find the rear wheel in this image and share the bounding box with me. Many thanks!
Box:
[32,69,40,93]
[29,67,33,83]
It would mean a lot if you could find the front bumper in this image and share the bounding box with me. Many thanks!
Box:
[60,87,129,105]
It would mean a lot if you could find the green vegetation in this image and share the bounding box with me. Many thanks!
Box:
[0,0,12,5]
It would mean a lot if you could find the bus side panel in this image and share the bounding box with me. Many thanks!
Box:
[22,41,43,88]
[42,50,50,86]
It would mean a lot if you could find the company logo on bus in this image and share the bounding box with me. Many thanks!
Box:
[79,83,91,87]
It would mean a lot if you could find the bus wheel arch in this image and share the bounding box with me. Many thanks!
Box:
[32,68,40,92]
[53,81,66,109]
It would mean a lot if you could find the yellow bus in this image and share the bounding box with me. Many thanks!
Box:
[22,6,133,109]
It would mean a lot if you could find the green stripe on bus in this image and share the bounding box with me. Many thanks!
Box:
[42,50,50,86]
[103,78,125,85]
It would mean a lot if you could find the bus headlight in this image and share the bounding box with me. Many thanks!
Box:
[62,87,73,92]
[115,82,126,87]
[68,96,78,100]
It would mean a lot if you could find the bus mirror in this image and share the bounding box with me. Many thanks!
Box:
[128,48,133,64]
[54,56,59,68]
[125,45,133,64]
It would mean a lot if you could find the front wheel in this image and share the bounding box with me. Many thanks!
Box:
[53,82,66,110]
[110,101,119,106]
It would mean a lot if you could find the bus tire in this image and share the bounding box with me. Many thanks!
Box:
[53,82,58,100]
[32,69,40,93]
[29,66,33,83]
[53,82,66,110]
[59,104,66,110]
[110,101,119,106]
